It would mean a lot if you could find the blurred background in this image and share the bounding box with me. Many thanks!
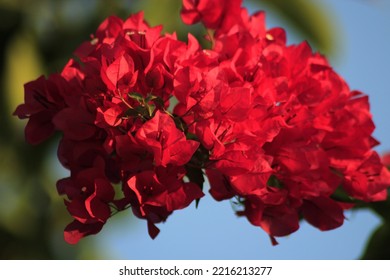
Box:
[0,0,389,259]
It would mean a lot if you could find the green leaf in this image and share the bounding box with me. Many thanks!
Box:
[145,94,158,103]
[330,186,357,203]
[251,0,339,55]
[185,165,205,208]
[152,95,165,108]
[369,197,390,223]
[145,103,156,117]
[267,174,283,189]
[360,222,390,259]
[128,92,145,104]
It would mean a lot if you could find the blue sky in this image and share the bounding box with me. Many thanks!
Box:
[92,0,390,259]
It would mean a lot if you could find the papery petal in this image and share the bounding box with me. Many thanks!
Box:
[302,197,344,231]
[259,206,299,237]
[64,220,104,245]
[53,108,96,141]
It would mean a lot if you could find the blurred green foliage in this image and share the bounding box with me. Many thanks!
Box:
[257,0,338,54]
[0,0,387,259]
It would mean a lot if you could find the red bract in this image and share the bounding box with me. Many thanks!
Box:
[14,0,390,245]
[135,110,199,167]
[57,159,115,244]
[181,0,242,30]
[14,75,70,144]
[127,167,204,238]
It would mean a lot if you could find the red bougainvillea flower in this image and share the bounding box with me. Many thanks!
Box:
[176,0,390,243]
[14,0,390,245]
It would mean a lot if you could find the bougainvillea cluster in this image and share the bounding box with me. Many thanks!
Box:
[14,0,390,244]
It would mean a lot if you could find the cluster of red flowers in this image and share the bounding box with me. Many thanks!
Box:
[15,0,390,245]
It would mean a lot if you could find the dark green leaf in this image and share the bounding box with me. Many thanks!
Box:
[361,222,390,259]
[330,186,357,203]
[267,174,283,189]
[185,165,205,208]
